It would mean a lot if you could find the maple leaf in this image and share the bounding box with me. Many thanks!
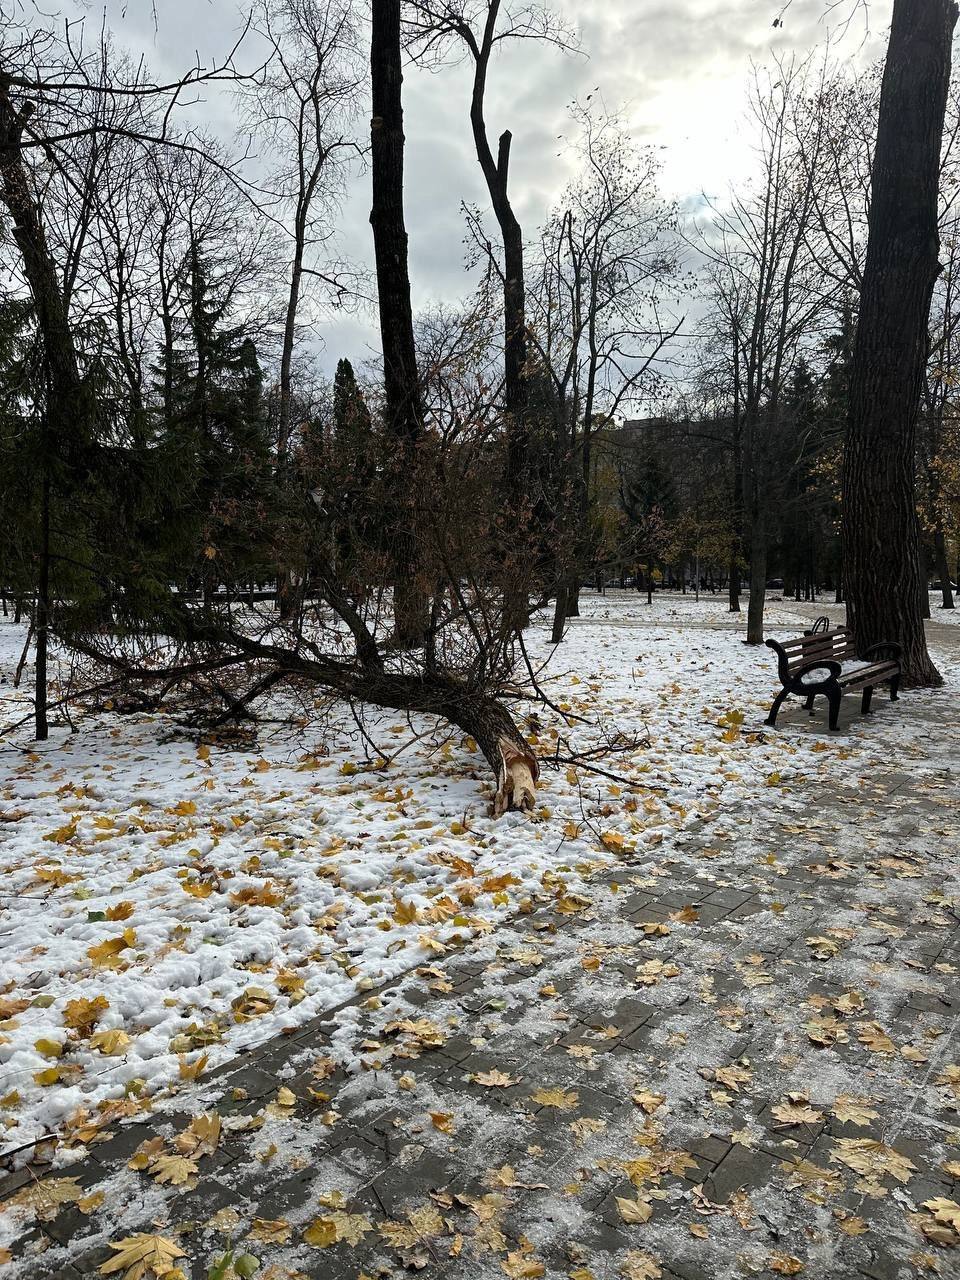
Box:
[231,987,275,1021]
[175,1112,221,1157]
[34,1037,64,1059]
[98,1233,186,1280]
[473,1069,518,1088]
[570,1117,607,1143]
[501,1252,545,1278]
[923,1198,960,1233]
[830,1138,916,1184]
[44,817,80,843]
[182,880,214,899]
[325,1210,372,1246]
[128,1136,165,1170]
[771,1095,823,1126]
[856,1021,896,1054]
[379,1204,445,1248]
[87,929,137,969]
[248,1218,292,1244]
[430,1111,455,1133]
[89,1029,131,1056]
[714,1064,752,1092]
[231,882,285,907]
[833,990,863,1015]
[632,1090,665,1115]
[620,1251,661,1280]
[63,995,109,1036]
[9,1177,83,1221]
[831,1096,878,1126]
[531,1086,579,1110]
[617,1195,653,1224]
[105,901,135,921]
[303,1218,338,1248]
[207,1208,243,1233]
[600,831,627,852]
[178,1053,208,1081]
[149,1152,199,1186]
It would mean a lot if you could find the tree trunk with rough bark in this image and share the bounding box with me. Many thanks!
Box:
[934,523,955,608]
[728,414,743,613]
[843,0,956,685]
[746,512,767,645]
[370,0,428,647]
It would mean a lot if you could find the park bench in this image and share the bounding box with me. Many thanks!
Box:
[764,625,901,731]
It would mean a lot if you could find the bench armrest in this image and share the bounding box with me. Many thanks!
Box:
[862,640,902,662]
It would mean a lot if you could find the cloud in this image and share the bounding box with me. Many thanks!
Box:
[55,0,892,374]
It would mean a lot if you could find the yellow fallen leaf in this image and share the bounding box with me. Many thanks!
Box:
[617,1195,653,1224]
[63,995,109,1034]
[89,1029,131,1056]
[99,1233,185,1277]
[531,1087,578,1110]
[34,1038,64,1059]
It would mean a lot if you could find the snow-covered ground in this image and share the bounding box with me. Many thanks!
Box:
[0,604,953,1164]
[565,588,816,626]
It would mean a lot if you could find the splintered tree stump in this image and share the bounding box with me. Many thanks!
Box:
[493,736,538,816]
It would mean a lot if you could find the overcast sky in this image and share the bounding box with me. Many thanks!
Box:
[57,1,891,374]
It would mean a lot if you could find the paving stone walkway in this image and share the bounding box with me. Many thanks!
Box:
[2,682,959,1280]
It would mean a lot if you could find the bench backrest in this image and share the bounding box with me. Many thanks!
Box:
[778,626,857,674]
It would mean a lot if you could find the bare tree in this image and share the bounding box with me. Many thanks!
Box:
[407,1,575,591]
[695,61,832,643]
[530,102,682,638]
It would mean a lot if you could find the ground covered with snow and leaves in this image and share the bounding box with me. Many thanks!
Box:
[1,594,959,1280]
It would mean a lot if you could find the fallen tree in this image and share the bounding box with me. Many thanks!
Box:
[63,584,540,815]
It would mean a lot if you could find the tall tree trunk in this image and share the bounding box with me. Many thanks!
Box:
[728,415,743,613]
[934,521,955,608]
[550,585,566,645]
[746,510,767,645]
[843,0,956,685]
[275,242,305,623]
[370,0,427,647]
[35,464,50,742]
[466,7,530,629]
[0,81,84,444]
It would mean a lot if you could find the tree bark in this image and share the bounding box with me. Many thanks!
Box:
[0,80,84,446]
[843,0,956,685]
[371,0,427,645]
[746,509,767,645]
[370,0,428,646]
[934,522,955,608]
[728,414,743,613]
[35,465,50,741]
[465,7,530,630]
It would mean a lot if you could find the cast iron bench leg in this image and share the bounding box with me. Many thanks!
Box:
[861,686,874,715]
[765,689,789,727]
[828,688,842,731]
[890,673,900,702]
